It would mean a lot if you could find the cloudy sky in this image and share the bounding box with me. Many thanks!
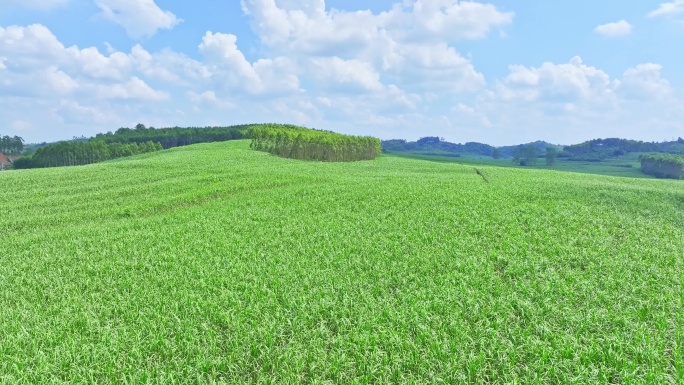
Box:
[1,0,683,145]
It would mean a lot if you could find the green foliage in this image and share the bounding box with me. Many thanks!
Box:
[491,148,501,159]
[13,125,252,169]
[382,138,495,156]
[545,146,558,166]
[96,125,248,148]
[512,145,539,166]
[563,137,684,161]
[639,153,684,179]
[0,140,682,383]
[0,134,24,155]
[250,124,381,162]
[14,140,162,169]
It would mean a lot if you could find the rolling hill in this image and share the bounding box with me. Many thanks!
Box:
[1,140,682,383]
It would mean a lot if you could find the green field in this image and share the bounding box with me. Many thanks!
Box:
[1,140,683,383]
[388,151,650,179]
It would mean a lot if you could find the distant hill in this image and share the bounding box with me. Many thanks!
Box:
[381,137,559,158]
[497,141,562,158]
[382,136,684,161]
[561,138,684,162]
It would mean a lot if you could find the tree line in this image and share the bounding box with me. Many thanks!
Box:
[250,124,382,162]
[94,124,248,148]
[13,141,162,169]
[12,124,251,169]
[639,154,684,179]
[512,145,558,166]
[0,135,24,155]
[562,137,684,161]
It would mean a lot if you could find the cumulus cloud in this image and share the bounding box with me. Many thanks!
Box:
[241,0,513,52]
[2,2,681,145]
[382,43,485,92]
[475,57,683,144]
[96,0,181,38]
[0,24,170,99]
[310,57,383,92]
[595,20,633,37]
[187,91,235,110]
[239,0,503,93]
[94,77,169,101]
[619,64,672,100]
[198,31,300,95]
[198,31,261,89]
[494,56,617,104]
[649,0,684,17]
[382,0,515,41]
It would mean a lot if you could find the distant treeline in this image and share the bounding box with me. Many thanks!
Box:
[13,141,163,169]
[382,137,497,157]
[93,124,248,148]
[382,137,559,159]
[561,138,684,162]
[13,124,251,169]
[0,135,24,155]
[382,136,684,162]
[250,124,381,162]
[639,154,684,179]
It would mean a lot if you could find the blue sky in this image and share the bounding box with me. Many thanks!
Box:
[1,0,683,145]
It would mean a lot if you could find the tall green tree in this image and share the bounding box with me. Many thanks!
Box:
[545,146,558,166]
[512,145,539,166]
[0,135,25,155]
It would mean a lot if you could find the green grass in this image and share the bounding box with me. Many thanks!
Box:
[389,151,649,179]
[1,140,683,384]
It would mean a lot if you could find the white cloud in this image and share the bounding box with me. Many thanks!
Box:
[0,24,170,101]
[310,57,383,92]
[241,0,513,52]
[494,56,617,104]
[198,31,261,89]
[187,91,235,109]
[595,20,633,37]
[45,67,79,94]
[1,3,682,146]
[56,100,121,124]
[649,0,684,17]
[619,64,672,100]
[131,45,210,85]
[452,103,492,127]
[96,0,181,38]
[93,77,169,101]
[198,31,300,95]
[238,0,502,93]
[0,24,66,70]
[381,0,515,41]
[476,58,683,144]
[382,43,485,92]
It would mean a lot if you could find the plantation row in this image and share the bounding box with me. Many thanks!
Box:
[639,153,684,179]
[250,124,382,162]
[93,124,249,148]
[13,140,162,169]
